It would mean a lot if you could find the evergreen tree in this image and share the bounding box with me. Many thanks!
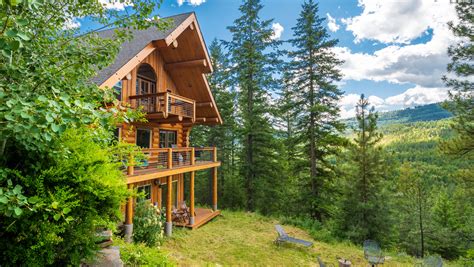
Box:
[287,0,345,220]
[337,95,392,244]
[225,0,285,212]
[442,2,473,156]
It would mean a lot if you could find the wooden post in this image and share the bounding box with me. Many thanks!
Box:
[165,175,173,236]
[191,148,195,166]
[167,148,173,169]
[213,147,217,162]
[127,154,134,176]
[125,184,134,243]
[189,171,195,225]
[212,167,217,211]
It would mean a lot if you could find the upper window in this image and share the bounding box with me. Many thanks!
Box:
[159,130,177,148]
[136,129,152,148]
[136,64,157,96]
[137,184,152,200]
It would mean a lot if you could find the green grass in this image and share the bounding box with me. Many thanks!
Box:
[161,210,426,266]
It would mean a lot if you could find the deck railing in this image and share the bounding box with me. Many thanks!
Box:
[129,92,195,120]
[127,147,217,176]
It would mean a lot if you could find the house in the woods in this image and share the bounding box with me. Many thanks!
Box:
[94,12,222,237]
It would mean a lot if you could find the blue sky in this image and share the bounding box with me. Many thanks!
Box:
[80,0,459,118]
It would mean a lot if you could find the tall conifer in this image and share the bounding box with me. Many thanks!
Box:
[287,0,345,220]
[225,0,283,212]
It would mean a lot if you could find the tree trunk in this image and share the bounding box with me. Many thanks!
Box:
[418,185,425,258]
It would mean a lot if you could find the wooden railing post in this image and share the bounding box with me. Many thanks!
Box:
[127,153,134,176]
[213,147,217,162]
[167,148,173,169]
[191,148,195,166]
[164,92,169,118]
[189,171,195,225]
[212,167,217,211]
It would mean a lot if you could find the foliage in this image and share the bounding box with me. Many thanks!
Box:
[225,0,288,214]
[0,0,169,265]
[286,0,345,220]
[442,2,474,156]
[132,200,164,247]
[0,128,128,265]
[115,238,172,266]
[336,95,393,245]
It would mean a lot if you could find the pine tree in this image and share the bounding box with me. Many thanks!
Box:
[225,0,284,212]
[287,0,345,220]
[442,2,473,156]
[337,95,393,244]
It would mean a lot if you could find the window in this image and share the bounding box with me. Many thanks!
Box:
[136,129,151,148]
[113,80,122,101]
[137,184,152,200]
[159,130,177,148]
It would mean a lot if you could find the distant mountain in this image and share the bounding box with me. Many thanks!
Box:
[343,103,452,127]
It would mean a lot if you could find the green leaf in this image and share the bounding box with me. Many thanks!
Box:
[5,29,18,38]
[53,214,61,221]
[0,196,8,204]
[16,19,29,26]
[51,201,59,209]
[12,185,22,194]
[14,207,22,216]
[63,207,71,214]
[51,124,60,132]
[17,32,30,41]
[45,114,54,123]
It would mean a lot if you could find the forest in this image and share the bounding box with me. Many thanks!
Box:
[0,0,472,266]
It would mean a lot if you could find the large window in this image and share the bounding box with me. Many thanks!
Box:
[137,184,151,200]
[113,80,122,101]
[159,130,177,148]
[136,129,151,148]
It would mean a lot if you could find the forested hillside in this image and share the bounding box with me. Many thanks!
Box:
[344,103,452,127]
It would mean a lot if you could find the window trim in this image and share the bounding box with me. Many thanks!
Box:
[136,128,152,149]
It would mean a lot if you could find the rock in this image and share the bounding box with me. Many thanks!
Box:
[84,246,123,267]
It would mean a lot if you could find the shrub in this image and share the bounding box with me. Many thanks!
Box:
[115,238,171,266]
[133,199,164,247]
[0,129,128,265]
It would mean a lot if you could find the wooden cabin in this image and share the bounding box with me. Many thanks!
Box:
[94,12,222,237]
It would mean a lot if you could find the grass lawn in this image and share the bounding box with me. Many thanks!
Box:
[161,210,425,266]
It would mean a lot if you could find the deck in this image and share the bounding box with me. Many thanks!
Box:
[174,208,221,230]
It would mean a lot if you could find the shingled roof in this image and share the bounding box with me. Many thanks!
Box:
[91,12,193,86]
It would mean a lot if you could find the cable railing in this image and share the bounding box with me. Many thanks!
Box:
[126,147,217,175]
[129,92,195,120]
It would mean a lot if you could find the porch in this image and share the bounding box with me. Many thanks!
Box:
[174,208,221,230]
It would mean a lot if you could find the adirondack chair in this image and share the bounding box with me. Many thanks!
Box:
[363,240,385,266]
[274,225,313,247]
[415,255,443,267]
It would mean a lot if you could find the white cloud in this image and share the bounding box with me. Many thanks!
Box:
[177,0,206,6]
[326,13,340,32]
[271,22,284,40]
[64,18,80,29]
[339,86,449,118]
[99,0,132,10]
[342,0,456,44]
[334,0,459,88]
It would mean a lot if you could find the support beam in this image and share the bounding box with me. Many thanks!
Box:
[189,23,195,31]
[125,184,134,243]
[205,117,219,123]
[171,39,178,49]
[195,117,206,123]
[146,112,168,120]
[165,59,207,71]
[196,102,213,108]
[212,167,218,211]
[165,175,173,236]
[189,171,195,225]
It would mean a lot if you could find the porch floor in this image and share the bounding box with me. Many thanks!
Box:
[174,208,221,230]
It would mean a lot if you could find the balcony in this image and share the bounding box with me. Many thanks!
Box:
[129,92,196,122]
[126,147,219,184]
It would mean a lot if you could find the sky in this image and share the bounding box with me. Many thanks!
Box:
[78,0,460,118]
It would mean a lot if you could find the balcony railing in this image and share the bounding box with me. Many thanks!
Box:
[126,147,217,176]
[129,92,195,120]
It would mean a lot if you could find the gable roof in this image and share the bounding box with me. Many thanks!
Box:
[92,12,221,125]
[92,13,193,86]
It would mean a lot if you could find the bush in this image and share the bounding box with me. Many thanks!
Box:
[115,238,171,266]
[133,199,164,247]
[0,129,128,265]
